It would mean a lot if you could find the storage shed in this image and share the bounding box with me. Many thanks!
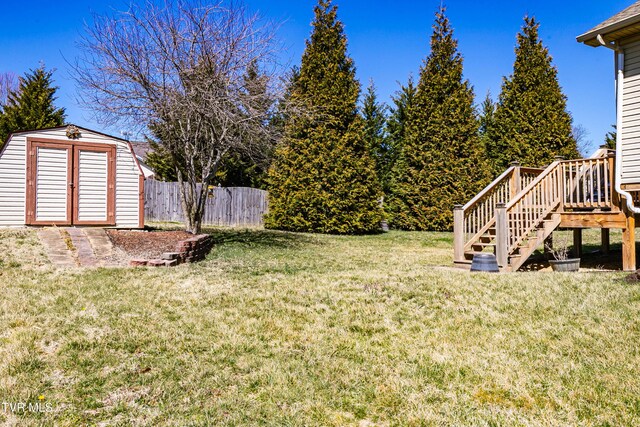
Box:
[0,125,144,228]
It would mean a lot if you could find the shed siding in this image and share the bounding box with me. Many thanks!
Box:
[622,40,640,184]
[115,145,141,227]
[0,135,27,226]
[0,127,142,227]
[77,150,108,221]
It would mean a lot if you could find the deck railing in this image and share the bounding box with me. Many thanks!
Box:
[562,157,614,209]
[496,156,615,265]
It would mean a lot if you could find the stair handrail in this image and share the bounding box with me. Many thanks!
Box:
[503,161,563,254]
[462,166,516,212]
[454,163,545,261]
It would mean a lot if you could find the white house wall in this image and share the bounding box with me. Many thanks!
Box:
[0,127,142,227]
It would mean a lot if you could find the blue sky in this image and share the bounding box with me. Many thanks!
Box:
[0,0,632,153]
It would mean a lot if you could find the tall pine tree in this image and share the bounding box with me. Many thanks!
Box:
[265,0,382,234]
[478,91,495,166]
[387,7,490,231]
[486,17,578,174]
[385,76,417,195]
[479,92,495,139]
[0,66,66,144]
[362,80,391,194]
[387,77,417,148]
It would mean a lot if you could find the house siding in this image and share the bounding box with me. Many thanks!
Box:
[622,40,640,184]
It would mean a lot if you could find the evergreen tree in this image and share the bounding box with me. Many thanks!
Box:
[265,0,382,234]
[387,7,490,231]
[478,91,495,138]
[145,139,179,181]
[478,91,495,171]
[385,76,417,200]
[487,16,578,174]
[362,80,391,193]
[605,125,617,149]
[0,66,66,144]
[387,76,417,149]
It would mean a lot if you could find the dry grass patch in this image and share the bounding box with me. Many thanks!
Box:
[0,227,639,426]
[0,228,49,270]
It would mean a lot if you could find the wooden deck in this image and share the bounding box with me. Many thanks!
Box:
[453,150,639,271]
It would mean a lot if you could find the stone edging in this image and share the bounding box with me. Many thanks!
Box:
[129,234,213,267]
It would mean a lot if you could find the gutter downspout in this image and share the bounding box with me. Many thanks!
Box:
[598,34,640,214]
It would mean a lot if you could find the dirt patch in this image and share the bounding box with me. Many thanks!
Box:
[106,230,194,259]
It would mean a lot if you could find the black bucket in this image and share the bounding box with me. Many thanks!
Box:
[470,253,500,273]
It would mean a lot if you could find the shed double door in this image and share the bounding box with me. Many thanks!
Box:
[26,140,116,225]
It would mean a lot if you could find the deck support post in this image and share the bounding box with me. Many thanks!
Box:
[623,207,636,271]
[609,155,620,211]
[453,205,464,263]
[496,203,508,268]
[601,228,610,255]
[509,161,521,199]
[572,229,583,258]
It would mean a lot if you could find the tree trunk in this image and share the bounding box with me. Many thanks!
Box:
[177,171,206,234]
[177,172,213,235]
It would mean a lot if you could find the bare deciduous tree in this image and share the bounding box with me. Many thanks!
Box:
[572,124,592,157]
[0,72,17,107]
[73,0,282,233]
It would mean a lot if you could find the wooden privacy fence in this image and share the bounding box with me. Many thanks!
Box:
[144,180,268,227]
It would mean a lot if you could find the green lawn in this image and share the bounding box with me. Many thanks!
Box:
[1,227,640,426]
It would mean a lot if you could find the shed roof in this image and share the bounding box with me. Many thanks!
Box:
[578,1,640,46]
[3,124,145,177]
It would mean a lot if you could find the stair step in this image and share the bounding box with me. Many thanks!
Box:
[464,251,496,258]
[454,261,472,270]
[472,242,496,248]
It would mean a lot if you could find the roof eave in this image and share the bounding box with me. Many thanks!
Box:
[577,14,640,46]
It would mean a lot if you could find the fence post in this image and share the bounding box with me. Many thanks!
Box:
[495,203,509,268]
[453,204,464,262]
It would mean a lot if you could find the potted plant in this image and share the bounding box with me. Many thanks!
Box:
[545,237,580,272]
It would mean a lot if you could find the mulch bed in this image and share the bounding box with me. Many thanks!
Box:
[106,230,194,259]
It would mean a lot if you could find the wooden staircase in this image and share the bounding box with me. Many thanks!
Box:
[454,152,615,272]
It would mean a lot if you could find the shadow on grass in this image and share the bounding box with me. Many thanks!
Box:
[145,222,322,250]
[522,243,626,271]
[201,227,319,250]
